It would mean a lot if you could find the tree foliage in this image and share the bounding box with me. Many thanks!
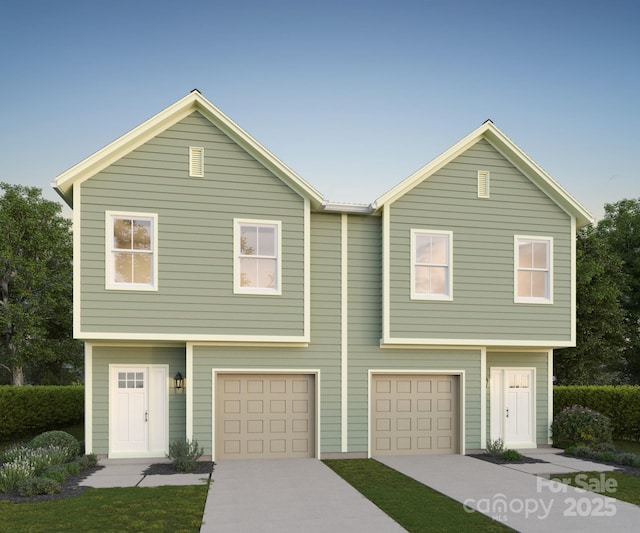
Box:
[0,183,81,385]
[554,226,629,384]
[595,198,640,383]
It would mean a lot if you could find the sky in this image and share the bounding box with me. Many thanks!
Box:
[0,0,638,221]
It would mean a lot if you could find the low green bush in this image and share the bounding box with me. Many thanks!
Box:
[65,462,81,475]
[551,404,613,448]
[76,453,98,469]
[17,476,61,496]
[554,386,640,441]
[0,458,36,493]
[167,439,203,472]
[42,464,69,484]
[30,430,80,461]
[501,449,523,461]
[0,386,84,442]
[485,438,504,456]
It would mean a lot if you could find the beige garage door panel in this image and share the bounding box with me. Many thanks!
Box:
[216,374,315,459]
[372,374,459,455]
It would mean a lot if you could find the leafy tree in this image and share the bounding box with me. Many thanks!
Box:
[554,226,629,384]
[0,183,81,385]
[596,198,640,383]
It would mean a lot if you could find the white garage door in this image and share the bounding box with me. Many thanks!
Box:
[371,374,459,455]
[216,374,315,459]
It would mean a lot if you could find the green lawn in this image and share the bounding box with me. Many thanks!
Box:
[324,459,513,532]
[614,440,640,455]
[550,470,640,507]
[0,485,208,532]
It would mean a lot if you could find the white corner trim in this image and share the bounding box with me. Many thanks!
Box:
[186,343,194,441]
[84,343,93,454]
[480,347,487,449]
[548,349,554,444]
[304,199,311,340]
[382,206,391,340]
[570,217,577,346]
[73,185,82,338]
[341,213,348,452]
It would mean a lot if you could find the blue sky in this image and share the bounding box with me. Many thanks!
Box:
[1,0,638,220]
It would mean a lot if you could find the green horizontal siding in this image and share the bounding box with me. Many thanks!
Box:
[91,345,186,455]
[347,216,484,451]
[80,112,305,337]
[191,213,343,456]
[389,139,572,343]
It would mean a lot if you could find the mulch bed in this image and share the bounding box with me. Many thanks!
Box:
[0,465,104,504]
[469,453,549,465]
[0,461,215,504]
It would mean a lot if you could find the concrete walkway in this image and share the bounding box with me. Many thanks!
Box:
[200,458,405,532]
[79,458,211,488]
[377,451,640,532]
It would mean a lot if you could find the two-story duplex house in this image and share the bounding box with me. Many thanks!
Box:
[53,90,592,459]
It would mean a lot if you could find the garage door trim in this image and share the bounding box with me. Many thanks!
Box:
[368,369,465,457]
[212,368,320,460]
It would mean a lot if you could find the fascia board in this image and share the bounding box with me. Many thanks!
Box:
[482,127,594,228]
[373,121,594,228]
[53,92,325,209]
[374,122,491,207]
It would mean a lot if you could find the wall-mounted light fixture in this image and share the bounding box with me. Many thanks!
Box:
[174,371,184,391]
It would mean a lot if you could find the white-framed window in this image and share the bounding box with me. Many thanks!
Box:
[411,229,453,300]
[234,219,281,295]
[514,236,553,303]
[106,211,158,291]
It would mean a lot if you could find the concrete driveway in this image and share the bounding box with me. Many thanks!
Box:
[200,458,406,532]
[378,454,640,533]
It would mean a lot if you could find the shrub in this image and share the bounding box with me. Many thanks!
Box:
[167,439,204,472]
[616,452,638,467]
[76,453,98,469]
[485,438,504,456]
[30,431,80,461]
[0,444,66,475]
[551,404,613,448]
[0,458,36,493]
[17,476,61,496]
[42,465,69,484]
[501,449,523,462]
[0,386,83,441]
[65,462,81,475]
[554,386,640,441]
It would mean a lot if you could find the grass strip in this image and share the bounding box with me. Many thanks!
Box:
[0,485,208,532]
[550,470,640,507]
[324,459,513,532]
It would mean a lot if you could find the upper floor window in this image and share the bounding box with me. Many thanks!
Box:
[411,229,453,300]
[515,236,552,303]
[106,212,158,291]
[234,219,281,295]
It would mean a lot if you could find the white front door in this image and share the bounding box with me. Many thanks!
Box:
[110,365,168,457]
[490,368,535,448]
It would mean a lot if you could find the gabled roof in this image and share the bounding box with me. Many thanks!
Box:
[52,90,325,209]
[373,120,594,228]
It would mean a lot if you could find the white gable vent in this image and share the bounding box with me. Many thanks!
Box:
[477,170,490,198]
[189,146,204,177]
